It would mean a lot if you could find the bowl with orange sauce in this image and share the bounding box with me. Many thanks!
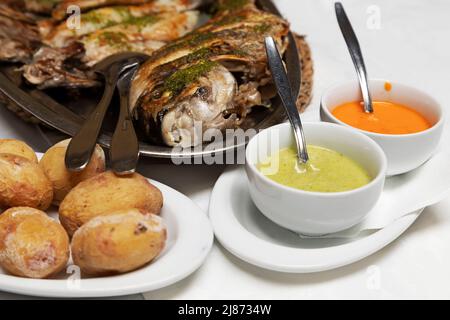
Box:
[320,79,444,175]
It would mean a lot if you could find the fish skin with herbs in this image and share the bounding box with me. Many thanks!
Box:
[80,10,199,66]
[51,0,200,20]
[130,0,290,147]
[44,0,200,47]
[22,1,201,89]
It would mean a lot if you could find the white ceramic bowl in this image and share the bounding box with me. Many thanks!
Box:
[320,79,445,176]
[245,122,387,236]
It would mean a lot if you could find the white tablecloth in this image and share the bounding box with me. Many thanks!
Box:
[1,0,450,299]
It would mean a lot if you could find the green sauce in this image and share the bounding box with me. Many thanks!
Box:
[258,145,372,193]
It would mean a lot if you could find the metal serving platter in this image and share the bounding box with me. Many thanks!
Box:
[0,0,300,159]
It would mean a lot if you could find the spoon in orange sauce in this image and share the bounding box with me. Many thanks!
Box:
[332,101,431,135]
[335,2,373,113]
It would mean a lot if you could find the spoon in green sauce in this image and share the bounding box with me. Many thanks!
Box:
[265,36,309,164]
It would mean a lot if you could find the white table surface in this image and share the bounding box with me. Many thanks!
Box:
[1,0,450,299]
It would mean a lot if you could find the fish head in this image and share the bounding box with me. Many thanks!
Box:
[136,61,238,147]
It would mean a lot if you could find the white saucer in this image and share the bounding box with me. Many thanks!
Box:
[0,178,214,298]
[210,167,423,273]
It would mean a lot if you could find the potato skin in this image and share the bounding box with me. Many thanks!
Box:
[39,139,105,205]
[0,139,38,163]
[71,209,166,276]
[59,171,163,236]
[0,207,70,279]
[0,154,53,210]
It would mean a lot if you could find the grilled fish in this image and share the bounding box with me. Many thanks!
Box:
[52,0,199,20]
[129,0,290,147]
[44,0,200,47]
[24,0,63,14]
[23,10,199,88]
[22,42,98,89]
[81,10,199,66]
[0,4,41,63]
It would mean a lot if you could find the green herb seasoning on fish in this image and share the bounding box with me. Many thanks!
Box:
[51,0,201,20]
[81,11,198,67]
[45,4,170,47]
[164,60,220,96]
[216,0,254,12]
[96,31,130,49]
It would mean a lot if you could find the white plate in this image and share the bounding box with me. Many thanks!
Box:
[0,178,214,298]
[210,167,422,273]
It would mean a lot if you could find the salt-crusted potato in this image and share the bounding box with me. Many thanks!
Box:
[39,139,105,205]
[0,207,70,279]
[0,154,53,210]
[71,209,166,276]
[59,171,163,236]
[0,139,38,163]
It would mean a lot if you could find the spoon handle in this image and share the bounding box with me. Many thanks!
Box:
[335,2,373,113]
[265,37,309,163]
[65,64,120,172]
[110,67,140,175]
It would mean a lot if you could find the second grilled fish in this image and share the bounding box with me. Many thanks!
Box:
[51,0,200,20]
[23,10,200,88]
[44,0,200,47]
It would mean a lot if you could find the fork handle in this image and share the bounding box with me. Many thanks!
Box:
[65,67,119,172]
[110,68,140,175]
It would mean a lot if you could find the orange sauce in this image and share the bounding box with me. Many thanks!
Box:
[384,81,392,92]
[332,101,431,135]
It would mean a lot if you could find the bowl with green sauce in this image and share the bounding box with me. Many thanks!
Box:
[245,122,387,236]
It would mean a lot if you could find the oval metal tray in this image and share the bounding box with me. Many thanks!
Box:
[0,0,300,158]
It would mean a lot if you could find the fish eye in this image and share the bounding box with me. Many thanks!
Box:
[152,90,163,100]
[222,110,236,119]
[195,87,209,99]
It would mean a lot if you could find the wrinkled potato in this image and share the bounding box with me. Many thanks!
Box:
[0,139,38,163]
[39,139,105,205]
[71,209,166,276]
[0,207,70,279]
[59,171,163,236]
[0,154,53,210]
